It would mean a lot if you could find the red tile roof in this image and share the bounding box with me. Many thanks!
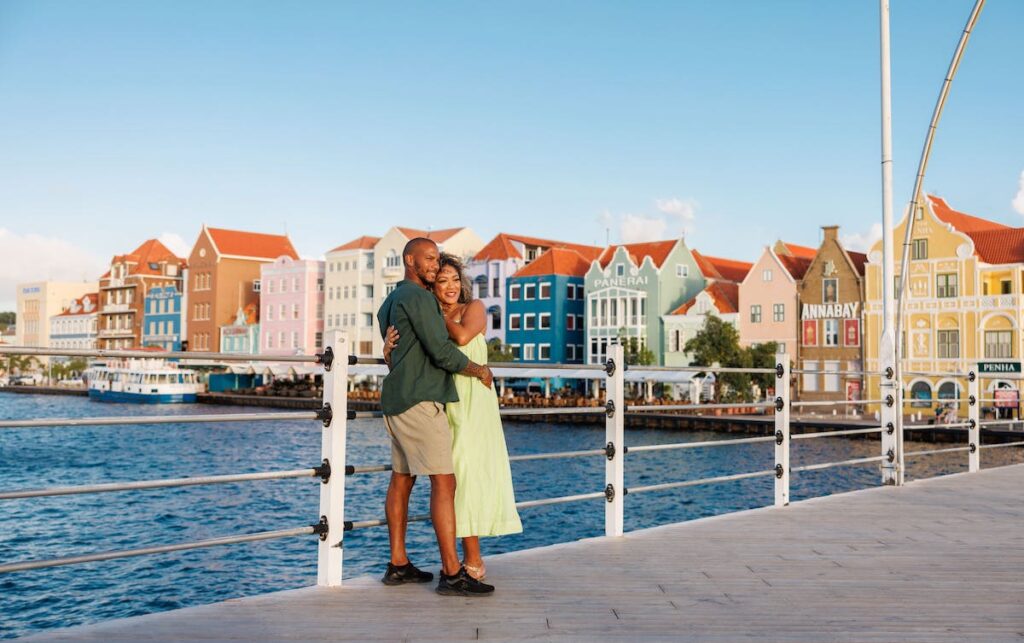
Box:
[780,243,817,259]
[473,233,602,262]
[395,227,465,243]
[512,248,593,278]
[928,195,1009,233]
[692,251,753,283]
[330,235,380,252]
[111,239,186,276]
[777,254,813,280]
[207,227,298,260]
[55,293,99,317]
[846,250,868,276]
[669,281,740,316]
[599,240,678,269]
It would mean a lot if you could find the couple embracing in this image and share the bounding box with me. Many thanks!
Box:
[376,237,521,596]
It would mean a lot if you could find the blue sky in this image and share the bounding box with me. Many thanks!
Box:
[1,1,1022,309]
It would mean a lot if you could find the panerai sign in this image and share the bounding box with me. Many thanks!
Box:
[802,302,860,320]
[591,275,650,289]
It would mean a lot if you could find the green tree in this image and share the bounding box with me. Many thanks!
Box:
[486,338,514,363]
[683,316,750,402]
[748,341,780,397]
[0,311,15,330]
[618,333,656,366]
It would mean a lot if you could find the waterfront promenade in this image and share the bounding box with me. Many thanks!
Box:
[34,463,1024,641]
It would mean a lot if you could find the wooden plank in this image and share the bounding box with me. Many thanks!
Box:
[29,465,1024,641]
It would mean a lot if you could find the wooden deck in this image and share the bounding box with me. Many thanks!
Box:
[33,465,1024,641]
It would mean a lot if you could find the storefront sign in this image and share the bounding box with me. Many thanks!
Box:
[591,275,649,289]
[979,362,1021,374]
[846,380,862,402]
[801,302,860,320]
[994,389,1019,409]
[802,320,817,346]
[843,319,860,347]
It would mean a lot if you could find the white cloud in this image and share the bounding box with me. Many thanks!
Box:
[1012,170,1024,216]
[0,229,107,310]
[601,196,700,245]
[620,214,669,243]
[158,231,191,259]
[841,223,883,253]
[655,197,697,222]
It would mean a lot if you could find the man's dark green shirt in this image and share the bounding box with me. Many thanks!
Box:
[377,280,470,416]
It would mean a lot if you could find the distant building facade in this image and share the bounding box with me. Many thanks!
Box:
[16,281,98,359]
[98,239,185,350]
[662,282,740,367]
[142,285,185,351]
[737,241,815,358]
[49,293,100,353]
[259,256,325,355]
[220,304,260,355]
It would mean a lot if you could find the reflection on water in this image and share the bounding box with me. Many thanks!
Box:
[1,394,1021,638]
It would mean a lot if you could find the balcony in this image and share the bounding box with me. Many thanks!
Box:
[98,328,135,338]
[980,295,1017,310]
[382,265,402,278]
[103,303,132,313]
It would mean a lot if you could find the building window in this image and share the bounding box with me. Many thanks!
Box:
[477,279,489,299]
[315,332,323,349]
[566,344,576,361]
[676,265,688,278]
[509,315,521,331]
[823,360,841,392]
[509,344,521,360]
[385,283,397,296]
[773,304,784,322]
[524,284,536,300]
[363,313,373,327]
[490,308,501,330]
[523,344,536,361]
[936,273,958,298]
[566,284,576,299]
[359,340,372,355]
[386,251,401,268]
[823,278,838,304]
[762,269,772,282]
[575,285,585,299]
[912,239,928,260]
[615,265,625,277]
[293,304,300,320]
[509,284,521,301]
[566,314,575,331]
[985,330,1013,359]
[937,329,960,359]
[292,332,299,349]
[539,313,551,329]
[539,283,551,299]
[267,334,274,349]
[539,344,551,360]
[824,319,840,346]
[1001,280,1012,295]
[750,305,762,323]
[802,360,819,392]
[524,314,536,330]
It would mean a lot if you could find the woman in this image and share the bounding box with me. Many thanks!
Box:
[383,253,522,580]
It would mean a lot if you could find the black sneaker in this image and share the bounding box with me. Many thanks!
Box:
[381,561,434,586]
[436,566,495,596]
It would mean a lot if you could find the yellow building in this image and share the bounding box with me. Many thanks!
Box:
[864,195,1024,417]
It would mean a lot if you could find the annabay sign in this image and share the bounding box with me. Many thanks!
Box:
[802,302,860,320]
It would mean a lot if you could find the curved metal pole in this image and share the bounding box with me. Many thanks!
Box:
[892,0,986,481]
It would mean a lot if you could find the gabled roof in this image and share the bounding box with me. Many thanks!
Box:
[928,195,1009,233]
[512,248,593,278]
[669,281,740,316]
[779,243,817,260]
[111,239,185,276]
[846,250,868,276]
[777,254,814,280]
[598,240,678,269]
[395,227,465,243]
[330,235,380,252]
[55,293,99,317]
[474,233,603,262]
[206,226,298,261]
[692,251,753,283]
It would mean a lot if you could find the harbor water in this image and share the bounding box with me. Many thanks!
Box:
[2,393,1022,639]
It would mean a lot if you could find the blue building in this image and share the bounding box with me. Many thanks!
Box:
[142,285,184,351]
[505,248,595,390]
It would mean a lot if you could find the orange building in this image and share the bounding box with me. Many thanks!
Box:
[186,226,298,352]
[98,240,186,350]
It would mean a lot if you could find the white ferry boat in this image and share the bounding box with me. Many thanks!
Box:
[86,358,202,404]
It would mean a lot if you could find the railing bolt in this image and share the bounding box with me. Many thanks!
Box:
[317,403,333,428]
[774,464,784,479]
[967,371,976,383]
[775,430,784,445]
[885,395,895,407]
[316,347,335,372]
[885,366,894,380]
[605,441,616,461]
[886,449,895,463]
[314,459,331,484]
[886,422,895,435]
[774,397,784,412]
[312,515,329,541]
[969,395,976,407]
[969,443,977,453]
[969,419,977,430]
[775,363,785,379]
[604,358,616,377]
[604,484,615,503]
[605,400,616,419]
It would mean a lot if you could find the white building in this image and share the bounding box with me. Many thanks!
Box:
[49,293,100,353]
[661,281,740,367]
[324,227,483,357]
[15,281,97,362]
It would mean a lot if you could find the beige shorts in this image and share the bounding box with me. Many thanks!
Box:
[383,401,454,476]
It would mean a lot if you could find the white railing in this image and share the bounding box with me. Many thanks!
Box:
[0,340,1019,587]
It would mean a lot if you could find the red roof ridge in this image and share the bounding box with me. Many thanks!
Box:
[206,226,299,261]
[779,242,817,259]
[669,281,740,316]
[927,194,1010,234]
[512,247,592,278]
[693,251,753,283]
[329,235,380,253]
[599,239,678,269]
[474,232,603,262]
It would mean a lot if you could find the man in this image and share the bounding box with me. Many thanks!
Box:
[376,237,496,597]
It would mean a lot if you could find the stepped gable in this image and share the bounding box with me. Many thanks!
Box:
[598,240,677,269]
[206,227,298,261]
[329,235,380,252]
[55,293,99,316]
[692,250,753,283]
[926,194,1024,264]
[512,247,593,278]
[928,195,1009,233]
[670,281,740,316]
[474,233,602,262]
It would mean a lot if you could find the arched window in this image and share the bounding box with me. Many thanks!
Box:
[910,381,932,408]
[937,382,959,409]
[488,305,501,330]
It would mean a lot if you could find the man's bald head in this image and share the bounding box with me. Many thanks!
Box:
[403,237,441,287]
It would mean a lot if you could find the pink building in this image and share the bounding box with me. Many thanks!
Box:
[259,256,325,356]
[737,241,815,358]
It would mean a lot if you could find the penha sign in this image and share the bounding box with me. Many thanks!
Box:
[978,362,1021,374]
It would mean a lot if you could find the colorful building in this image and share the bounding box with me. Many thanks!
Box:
[662,281,740,367]
[865,195,1024,415]
[584,240,708,366]
[49,293,99,354]
[98,239,185,350]
[259,256,325,356]
[142,285,185,351]
[505,247,595,365]
[323,236,379,357]
[738,241,815,357]
[468,234,602,345]
[16,281,97,358]
[186,226,297,353]
[220,304,260,355]
[796,226,866,403]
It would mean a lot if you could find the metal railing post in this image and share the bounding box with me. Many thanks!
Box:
[604,343,625,537]
[317,331,348,586]
[880,364,900,485]
[968,367,980,472]
[774,353,790,507]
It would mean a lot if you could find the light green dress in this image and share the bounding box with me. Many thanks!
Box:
[447,334,523,538]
